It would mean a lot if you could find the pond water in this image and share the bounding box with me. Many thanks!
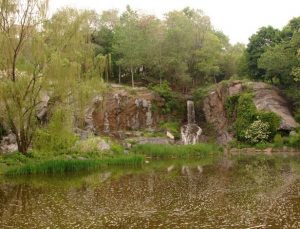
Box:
[1,155,300,228]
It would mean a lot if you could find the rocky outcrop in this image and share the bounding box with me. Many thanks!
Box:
[203,80,299,144]
[91,84,163,136]
[0,133,18,153]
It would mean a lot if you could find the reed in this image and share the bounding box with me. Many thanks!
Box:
[5,155,144,176]
[132,143,222,158]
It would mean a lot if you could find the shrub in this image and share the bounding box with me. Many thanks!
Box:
[294,108,300,123]
[151,81,180,114]
[159,121,181,139]
[229,93,281,144]
[73,137,103,153]
[34,109,78,152]
[287,132,300,148]
[245,120,271,144]
[273,133,284,147]
[225,94,240,120]
[233,93,257,141]
[256,111,281,139]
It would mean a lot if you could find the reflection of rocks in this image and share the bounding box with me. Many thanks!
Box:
[0,133,18,153]
[203,80,299,144]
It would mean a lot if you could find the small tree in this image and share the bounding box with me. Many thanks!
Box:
[0,0,48,154]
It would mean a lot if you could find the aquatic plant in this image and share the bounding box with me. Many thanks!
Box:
[5,156,144,176]
[132,143,222,158]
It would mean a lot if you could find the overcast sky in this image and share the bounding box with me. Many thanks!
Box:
[49,0,300,44]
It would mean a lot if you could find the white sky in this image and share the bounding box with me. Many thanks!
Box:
[49,0,300,44]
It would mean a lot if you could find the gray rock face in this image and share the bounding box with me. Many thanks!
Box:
[128,137,173,145]
[0,133,18,153]
[203,80,299,144]
[92,84,163,135]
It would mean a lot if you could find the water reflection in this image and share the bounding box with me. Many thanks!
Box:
[0,156,300,228]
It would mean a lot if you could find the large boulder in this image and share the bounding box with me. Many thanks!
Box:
[203,80,299,144]
[91,84,164,136]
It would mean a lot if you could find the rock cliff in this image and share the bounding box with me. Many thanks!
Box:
[91,84,163,137]
[202,80,299,144]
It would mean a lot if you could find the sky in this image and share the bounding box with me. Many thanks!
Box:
[49,0,300,44]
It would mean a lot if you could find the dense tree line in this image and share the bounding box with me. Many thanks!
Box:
[242,17,300,119]
[92,6,244,89]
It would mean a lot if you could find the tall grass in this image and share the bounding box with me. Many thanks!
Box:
[5,155,144,176]
[132,143,222,158]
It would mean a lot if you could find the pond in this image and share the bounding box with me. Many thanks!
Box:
[1,155,300,228]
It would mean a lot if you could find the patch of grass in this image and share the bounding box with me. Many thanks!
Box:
[131,143,222,158]
[159,121,181,139]
[4,155,144,176]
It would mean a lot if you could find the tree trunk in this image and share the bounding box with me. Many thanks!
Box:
[131,67,134,88]
[118,65,121,84]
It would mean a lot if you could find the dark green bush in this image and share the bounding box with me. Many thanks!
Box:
[233,93,257,141]
[151,81,181,115]
[228,93,281,144]
[256,111,281,140]
[287,132,300,148]
[225,94,240,120]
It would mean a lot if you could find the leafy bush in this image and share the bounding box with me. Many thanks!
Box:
[34,109,78,152]
[245,120,270,144]
[233,93,257,141]
[228,93,281,143]
[273,133,284,147]
[159,121,181,139]
[225,94,240,120]
[73,137,103,153]
[294,108,300,123]
[287,132,300,148]
[256,111,281,139]
[151,81,180,114]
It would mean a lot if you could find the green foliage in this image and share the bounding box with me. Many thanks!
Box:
[159,121,181,139]
[72,137,104,154]
[151,81,180,114]
[287,132,300,148]
[5,156,144,176]
[225,94,240,120]
[131,143,222,158]
[233,94,257,141]
[295,108,300,123]
[245,26,281,80]
[110,142,124,154]
[34,109,78,152]
[228,93,281,144]
[274,133,284,147]
[256,111,281,139]
[244,120,271,144]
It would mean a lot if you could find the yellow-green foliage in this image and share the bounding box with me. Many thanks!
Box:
[34,109,78,152]
[73,137,103,153]
[159,121,181,139]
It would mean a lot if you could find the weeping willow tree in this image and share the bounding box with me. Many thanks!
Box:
[0,3,105,154]
[95,53,112,82]
[0,0,48,154]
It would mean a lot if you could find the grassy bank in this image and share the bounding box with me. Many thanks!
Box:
[131,143,223,158]
[1,153,144,176]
